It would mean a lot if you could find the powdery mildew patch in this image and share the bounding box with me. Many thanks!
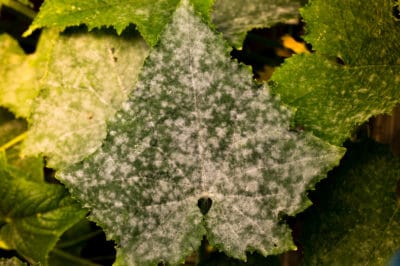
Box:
[60,1,344,265]
[23,30,148,169]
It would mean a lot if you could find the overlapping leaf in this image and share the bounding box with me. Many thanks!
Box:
[271,0,400,145]
[0,257,26,266]
[60,2,344,265]
[0,153,86,265]
[300,140,400,265]
[24,0,213,46]
[25,0,303,48]
[22,28,149,169]
[0,108,44,182]
[47,219,106,266]
[212,0,302,47]
[0,34,39,118]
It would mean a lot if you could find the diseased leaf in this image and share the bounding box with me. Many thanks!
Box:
[22,28,149,169]
[271,0,400,145]
[300,140,400,266]
[0,257,27,266]
[0,34,39,117]
[0,153,87,265]
[0,30,56,118]
[25,0,301,48]
[212,0,301,47]
[60,2,344,265]
[24,0,213,47]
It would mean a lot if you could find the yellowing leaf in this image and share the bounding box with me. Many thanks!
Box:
[22,28,149,169]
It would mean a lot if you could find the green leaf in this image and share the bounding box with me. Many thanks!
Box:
[0,34,39,118]
[22,28,149,169]
[48,220,107,266]
[0,108,43,182]
[212,0,301,47]
[0,29,56,118]
[300,140,400,265]
[24,0,213,47]
[0,0,36,19]
[0,153,87,265]
[0,108,26,148]
[271,0,400,145]
[0,257,27,266]
[60,2,344,265]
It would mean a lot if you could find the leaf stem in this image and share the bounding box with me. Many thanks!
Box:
[51,248,101,266]
[0,132,27,151]
[0,0,36,19]
[56,230,103,248]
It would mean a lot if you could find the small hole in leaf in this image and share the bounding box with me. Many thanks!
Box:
[273,243,277,247]
[197,197,213,215]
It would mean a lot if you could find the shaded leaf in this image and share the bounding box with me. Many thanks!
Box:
[271,0,400,145]
[0,257,27,266]
[212,0,301,47]
[60,2,344,265]
[0,108,26,148]
[0,153,87,265]
[48,220,115,266]
[300,140,400,265]
[0,108,43,182]
[22,28,149,169]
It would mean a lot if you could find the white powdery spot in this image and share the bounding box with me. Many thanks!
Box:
[23,29,149,169]
[59,1,344,265]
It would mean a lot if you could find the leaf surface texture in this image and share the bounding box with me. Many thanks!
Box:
[25,0,213,46]
[0,154,86,265]
[22,29,149,169]
[212,0,301,47]
[0,34,42,117]
[300,141,400,265]
[60,2,344,265]
[271,0,400,145]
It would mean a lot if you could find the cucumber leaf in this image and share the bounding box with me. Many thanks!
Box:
[271,0,400,145]
[300,140,400,265]
[0,257,27,266]
[0,34,40,118]
[22,28,149,169]
[212,0,302,47]
[0,153,87,265]
[60,2,344,265]
[24,0,213,47]
[0,108,43,183]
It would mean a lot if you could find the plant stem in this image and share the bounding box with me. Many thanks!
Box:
[0,132,27,151]
[51,248,101,266]
[57,230,103,248]
[0,0,36,19]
